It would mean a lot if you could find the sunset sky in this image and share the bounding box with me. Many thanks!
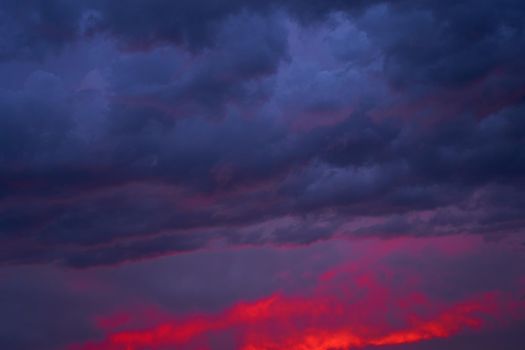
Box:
[1,1,525,350]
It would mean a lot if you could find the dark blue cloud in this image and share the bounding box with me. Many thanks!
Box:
[0,0,524,269]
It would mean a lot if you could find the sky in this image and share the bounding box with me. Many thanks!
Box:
[0,1,525,349]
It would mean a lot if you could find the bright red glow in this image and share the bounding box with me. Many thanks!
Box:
[69,236,525,350]
[70,269,523,350]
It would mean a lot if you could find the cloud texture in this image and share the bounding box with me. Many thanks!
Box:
[0,1,524,268]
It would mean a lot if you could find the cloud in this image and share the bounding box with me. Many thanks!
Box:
[0,0,525,267]
[2,235,524,350]
[0,0,372,60]
[68,240,525,350]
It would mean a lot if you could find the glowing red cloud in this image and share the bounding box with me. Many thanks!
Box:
[70,272,522,350]
[69,236,525,350]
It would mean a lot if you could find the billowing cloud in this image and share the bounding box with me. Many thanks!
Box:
[0,0,524,268]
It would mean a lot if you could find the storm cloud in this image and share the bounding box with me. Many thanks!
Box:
[1,0,525,268]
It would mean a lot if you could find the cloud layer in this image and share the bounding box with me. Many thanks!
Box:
[1,0,525,267]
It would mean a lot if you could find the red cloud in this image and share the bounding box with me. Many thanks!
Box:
[70,265,523,350]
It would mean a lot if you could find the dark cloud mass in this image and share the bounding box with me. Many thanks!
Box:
[1,0,525,269]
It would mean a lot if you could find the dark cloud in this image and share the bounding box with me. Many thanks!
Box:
[358,0,525,87]
[0,0,524,268]
[0,0,369,60]
[0,0,83,60]
[2,103,523,266]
